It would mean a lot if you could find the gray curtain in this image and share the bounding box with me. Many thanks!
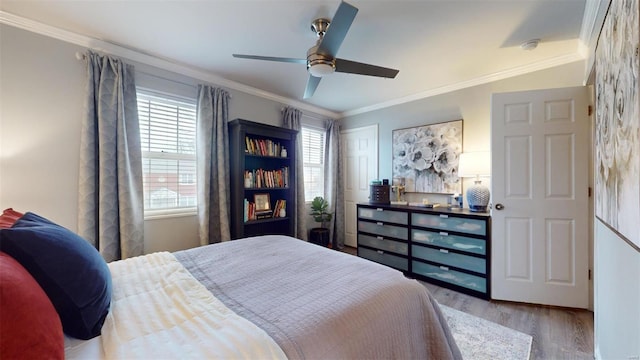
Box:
[77,50,144,262]
[325,119,345,249]
[196,85,231,245]
[282,107,307,240]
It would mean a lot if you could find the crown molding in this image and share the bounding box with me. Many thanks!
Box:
[0,11,340,119]
[579,0,610,48]
[578,0,610,83]
[1,10,597,119]
[342,52,585,118]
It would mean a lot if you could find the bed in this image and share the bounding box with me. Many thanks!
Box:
[1,210,461,359]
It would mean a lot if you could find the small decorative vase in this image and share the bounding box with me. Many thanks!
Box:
[466,180,490,212]
[281,148,287,158]
[279,208,286,218]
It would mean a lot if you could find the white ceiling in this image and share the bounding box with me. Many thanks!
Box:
[1,0,591,116]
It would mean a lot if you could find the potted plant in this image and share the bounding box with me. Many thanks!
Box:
[309,196,333,247]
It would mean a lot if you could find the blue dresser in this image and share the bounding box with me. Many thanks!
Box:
[357,204,491,300]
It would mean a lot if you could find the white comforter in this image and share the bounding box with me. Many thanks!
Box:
[101,252,287,360]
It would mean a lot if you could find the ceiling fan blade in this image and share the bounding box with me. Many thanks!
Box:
[303,75,322,99]
[233,54,307,64]
[335,58,399,78]
[317,1,358,57]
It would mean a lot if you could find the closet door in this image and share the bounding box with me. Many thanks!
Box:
[491,86,589,308]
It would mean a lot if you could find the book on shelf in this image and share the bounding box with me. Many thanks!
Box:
[244,198,276,222]
[244,136,284,157]
[272,199,286,218]
[256,210,273,220]
[243,167,289,189]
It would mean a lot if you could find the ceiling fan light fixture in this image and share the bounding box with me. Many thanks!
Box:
[307,53,336,77]
[308,62,335,77]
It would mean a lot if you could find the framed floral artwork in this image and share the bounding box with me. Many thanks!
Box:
[594,0,639,249]
[392,120,463,194]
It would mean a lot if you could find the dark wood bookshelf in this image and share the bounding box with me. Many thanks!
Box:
[228,119,297,239]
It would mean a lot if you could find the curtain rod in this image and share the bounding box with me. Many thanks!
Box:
[75,51,232,96]
[281,106,331,121]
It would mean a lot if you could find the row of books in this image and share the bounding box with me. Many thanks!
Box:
[244,167,289,188]
[245,136,285,157]
[272,199,286,218]
[243,199,286,222]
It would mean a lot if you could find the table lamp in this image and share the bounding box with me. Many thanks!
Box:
[457,152,491,212]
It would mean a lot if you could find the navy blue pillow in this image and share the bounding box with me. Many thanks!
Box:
[0,212,112,340]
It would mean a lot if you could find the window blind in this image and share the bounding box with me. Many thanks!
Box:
[301,127,325,201]
[137,90,197,213]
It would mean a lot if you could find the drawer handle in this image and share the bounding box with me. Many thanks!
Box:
[440,249,449,254]
[377,236,384,240]
[440,266,449,271]
[376,222,384,226]
[439,214,449,219]
[376,208,384,212]
[440,231,449,236]
[377,250,384,255]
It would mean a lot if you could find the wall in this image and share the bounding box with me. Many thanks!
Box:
[0,24,325,253]
[340,60,586,205]
[0,25,85,231]
[594,221,640,359]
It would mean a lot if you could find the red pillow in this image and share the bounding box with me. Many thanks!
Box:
[0,208,23,229]
[0,252,64,359]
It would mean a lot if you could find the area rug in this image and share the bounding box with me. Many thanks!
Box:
[441,305,533,360]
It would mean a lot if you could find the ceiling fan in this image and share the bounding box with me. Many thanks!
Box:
[233,1,399,99]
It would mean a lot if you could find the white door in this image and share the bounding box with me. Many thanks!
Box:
[491,86,589,308]
[341,125,378,247]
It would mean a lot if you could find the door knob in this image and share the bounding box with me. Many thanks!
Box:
[495,203,505,210]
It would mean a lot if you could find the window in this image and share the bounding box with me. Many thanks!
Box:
[179,173,195,185]
[301,126,326,201]
[137,90,197,215]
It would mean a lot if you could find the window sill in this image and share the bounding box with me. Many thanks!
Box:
[144,208,197,221]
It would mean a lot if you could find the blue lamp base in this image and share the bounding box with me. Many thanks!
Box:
[466,180,490,212]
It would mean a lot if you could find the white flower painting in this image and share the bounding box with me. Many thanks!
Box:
[595,0,639,248]
[392,120,462,194]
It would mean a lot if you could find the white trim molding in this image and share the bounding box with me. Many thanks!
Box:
[1,9,605,119]
[342,52,584,117]
[578,0,611,84]
[0,11,340,119]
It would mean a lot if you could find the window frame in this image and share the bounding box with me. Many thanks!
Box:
[137,88,198,219]
[300,124,327,203]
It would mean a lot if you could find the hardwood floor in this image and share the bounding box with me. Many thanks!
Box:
[341,246,594,360]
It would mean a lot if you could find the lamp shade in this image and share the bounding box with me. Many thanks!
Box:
[457,152,491,178]
[458,152,491,212]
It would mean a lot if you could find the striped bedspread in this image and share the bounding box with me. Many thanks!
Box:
[101,252,286,359]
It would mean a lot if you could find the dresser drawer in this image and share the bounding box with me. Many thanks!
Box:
[358,221,409,240]
[358,207,408,225]
[358,234,408,255]
[411,229,486,255]
[412,261,486,293]
[359,248,408,271]
[412,245,486,274]
[411,213,486,236]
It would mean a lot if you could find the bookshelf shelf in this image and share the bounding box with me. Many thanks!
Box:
[244,217,290,225]
[229,119,297,239]
[246,154,291,160]
[243,187,290,190]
